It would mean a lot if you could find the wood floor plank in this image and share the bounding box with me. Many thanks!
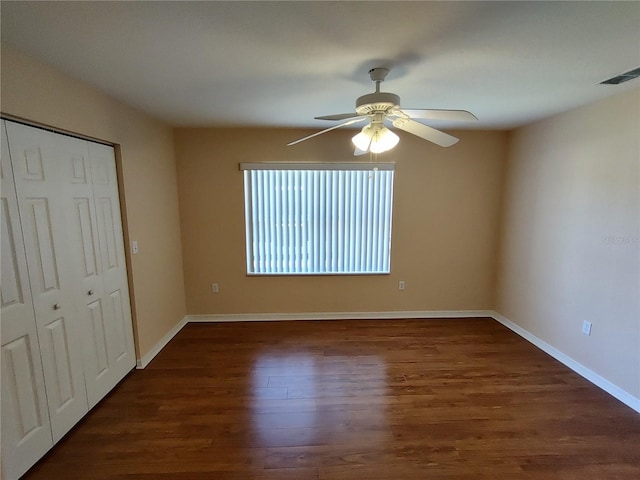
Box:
[22,318,640,479]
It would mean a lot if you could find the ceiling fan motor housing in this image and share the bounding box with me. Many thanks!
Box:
[355,92,400,115]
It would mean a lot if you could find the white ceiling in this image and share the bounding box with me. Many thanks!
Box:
[2,1,639,130]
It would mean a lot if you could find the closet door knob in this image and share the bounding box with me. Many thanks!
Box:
[88,290,95,295]
[53,303,61,310]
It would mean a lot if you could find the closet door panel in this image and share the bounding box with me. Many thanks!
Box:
[5,121,88,443]
[83,295,114,406]
[74,197,100,280]
[87,299,109,374]
[24,198,59,295]
[89,142,136,389]
[2,337,44,437]
[1,122,53,480]
[108,288,129,361]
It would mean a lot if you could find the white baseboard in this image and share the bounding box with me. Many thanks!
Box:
[186,310,493,323]
[136,316,188,369]
[491,311,640,414]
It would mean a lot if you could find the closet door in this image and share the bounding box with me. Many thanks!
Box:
[63,138,135,407]
[5,121,88,443]
[89,143,136,397]
[60,133,112,408]
[1,121,53,480]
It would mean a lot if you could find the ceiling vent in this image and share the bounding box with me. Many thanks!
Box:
[600,66,640,85]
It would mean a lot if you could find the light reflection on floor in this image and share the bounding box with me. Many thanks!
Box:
[250,350,388,448]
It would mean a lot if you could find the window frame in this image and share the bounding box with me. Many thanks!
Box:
[240,162,395,276]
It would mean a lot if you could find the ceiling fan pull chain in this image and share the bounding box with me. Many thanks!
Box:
[368,151,379,179]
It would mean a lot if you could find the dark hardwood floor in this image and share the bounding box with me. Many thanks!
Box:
[24,318,640,479]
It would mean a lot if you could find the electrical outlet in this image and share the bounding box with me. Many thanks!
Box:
[398,281,405,291]
[582,320,592,336]
[211,283,219,293]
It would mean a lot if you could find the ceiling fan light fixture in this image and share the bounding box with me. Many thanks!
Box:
[352,126,374,151]
[352,125,399,154]
[370,127,399,153]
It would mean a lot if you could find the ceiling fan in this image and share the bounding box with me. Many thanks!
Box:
[288,67,477,155]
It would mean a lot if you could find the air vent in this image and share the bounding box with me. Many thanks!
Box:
[600,66,640,85]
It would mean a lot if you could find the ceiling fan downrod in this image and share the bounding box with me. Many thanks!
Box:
[369,67,389,93]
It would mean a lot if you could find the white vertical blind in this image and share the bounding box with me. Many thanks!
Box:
[241,164,394,275]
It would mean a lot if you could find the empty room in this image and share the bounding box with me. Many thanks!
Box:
[1,1,639,479]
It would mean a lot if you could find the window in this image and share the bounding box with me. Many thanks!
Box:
[241,163,395,275]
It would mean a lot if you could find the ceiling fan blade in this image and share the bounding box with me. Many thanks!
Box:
[287,117,367,146]
[392,118,459,147]
[353,146,369,156]
[394,109,477,122]
[315,113,361,121]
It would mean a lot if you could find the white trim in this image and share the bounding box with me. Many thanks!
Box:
[136,316,188,369]
[491,311,640,414]
[185,310,493,323]
[239,162,395,171]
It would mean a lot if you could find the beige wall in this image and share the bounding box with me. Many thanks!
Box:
[496,88,640,398]
[1,45,187,360]
[175,127,507,315]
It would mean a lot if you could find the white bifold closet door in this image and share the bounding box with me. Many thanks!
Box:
[3,122,89,443]
[1,121,54,480]
[72,139,136,408]
[1,120,136,480]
